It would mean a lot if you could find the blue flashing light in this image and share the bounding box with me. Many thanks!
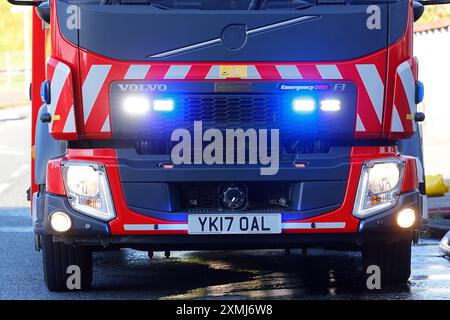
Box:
[292,98,316,113]
[416,81,424,104]
[40,80,51,104]
[153,99,175,112]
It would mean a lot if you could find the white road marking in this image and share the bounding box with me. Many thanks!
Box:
[0,226,32,233]
[0,151,25,155]
[10,164,29,178]
[0,183,10,195]
[0,149,25,156]
[0,209,30,217]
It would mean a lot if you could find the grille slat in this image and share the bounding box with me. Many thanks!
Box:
[183,95,282,125]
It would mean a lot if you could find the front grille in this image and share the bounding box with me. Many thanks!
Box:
[184,95,283,126]
[110,81,357,140]
[176,182,293,212]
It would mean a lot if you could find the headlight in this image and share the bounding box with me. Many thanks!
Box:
[353,159,404,218]
[62,162,116,221]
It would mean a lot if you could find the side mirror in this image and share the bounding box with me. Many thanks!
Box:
[413,2,425,22]
[419,0,450,5]
[36,1,50,24]
[7,0,42,6]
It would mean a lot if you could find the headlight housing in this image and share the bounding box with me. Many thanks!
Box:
[62,162,116,221]
[353,158,405,218]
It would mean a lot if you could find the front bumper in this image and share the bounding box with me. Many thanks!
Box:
[33,190,420,250]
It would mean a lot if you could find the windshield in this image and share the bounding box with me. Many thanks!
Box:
[64,0,317,9]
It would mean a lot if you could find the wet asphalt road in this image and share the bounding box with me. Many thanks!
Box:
[0,111,450,300]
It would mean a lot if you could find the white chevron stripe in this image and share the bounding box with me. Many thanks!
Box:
[397,61,416,131]
[48,62,71,116]
[356,114,366,132]
[317,65,342,79]
[82,65,111,123]
[101,116,110,133]
[245,65,262,79]
[164,65,191,79]
[62,105,76,133]
[205,65,220,79]
[391,105,404,132]
[356,64,384,124]
[276,65,302,79]
[124,65,150,80]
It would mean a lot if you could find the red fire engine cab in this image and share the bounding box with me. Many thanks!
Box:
[8,0,449,291]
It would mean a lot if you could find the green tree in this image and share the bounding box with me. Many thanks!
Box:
[419,4,450,23]
[0,0,27,52]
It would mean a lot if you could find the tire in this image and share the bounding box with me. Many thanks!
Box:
[362,239,412,286]
[42,235,93,291]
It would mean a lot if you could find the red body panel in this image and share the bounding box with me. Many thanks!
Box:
[43,146,419,235]
[33,1,421,238]
[401,156,419,192]
[48,0,83,139]
[76,50,388,139]
[46,159,65,196]
[383,1,418,139]
[46,1,417,141]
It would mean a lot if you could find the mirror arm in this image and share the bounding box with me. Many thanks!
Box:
[7,0,43,6]
[418,0,450,5]
[36,1,50,24]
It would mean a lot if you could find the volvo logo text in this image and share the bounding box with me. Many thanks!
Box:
[118,83,168,92]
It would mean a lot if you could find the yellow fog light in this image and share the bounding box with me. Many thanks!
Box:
[397,208,416,228]
[50,212,72,232]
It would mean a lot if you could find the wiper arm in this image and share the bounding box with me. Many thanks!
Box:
[249,0,315,10]
[248,0,266,9]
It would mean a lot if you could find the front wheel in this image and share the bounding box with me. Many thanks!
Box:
[41,235,93,291]
[362,238,412,286]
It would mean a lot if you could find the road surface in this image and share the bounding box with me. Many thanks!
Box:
[0,110,449,300]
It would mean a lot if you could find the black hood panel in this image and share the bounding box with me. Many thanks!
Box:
[57,0,409,62]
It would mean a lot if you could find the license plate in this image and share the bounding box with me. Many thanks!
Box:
[188,214,281,235]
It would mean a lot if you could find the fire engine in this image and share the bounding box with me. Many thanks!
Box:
[8,0,449,291]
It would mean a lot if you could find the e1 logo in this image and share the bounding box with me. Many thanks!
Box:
[366,265,381,290]
[366,5,381,30]
[66,265,81,290]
